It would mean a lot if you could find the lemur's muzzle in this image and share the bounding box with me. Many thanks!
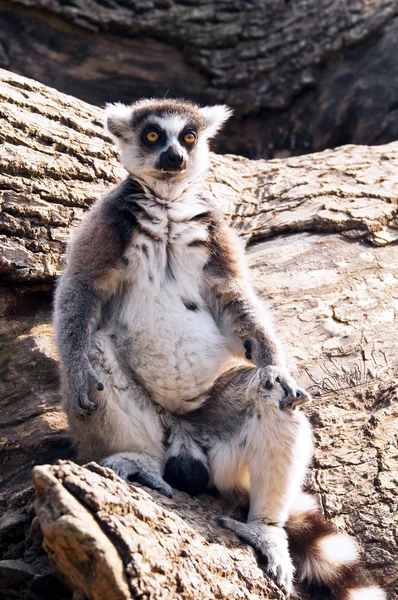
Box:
[157,146,186,172]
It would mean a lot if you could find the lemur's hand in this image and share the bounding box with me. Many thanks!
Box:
[244,339,310,408]
[259,366,311,410]
[67,361,104,418]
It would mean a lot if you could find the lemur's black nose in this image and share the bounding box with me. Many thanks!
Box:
[158,146,185,171]
[167,147,184,165]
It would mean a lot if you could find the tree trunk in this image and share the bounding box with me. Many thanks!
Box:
[1,0,398,158]
[0,69,397,600]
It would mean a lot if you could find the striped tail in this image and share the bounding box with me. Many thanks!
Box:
[286,494,386,599]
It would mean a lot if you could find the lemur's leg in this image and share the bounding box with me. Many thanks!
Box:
[66,330,172,497]
[203,368,313,594]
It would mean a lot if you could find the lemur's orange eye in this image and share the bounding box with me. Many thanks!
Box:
[184,132,196,144]
[146,131,159,142]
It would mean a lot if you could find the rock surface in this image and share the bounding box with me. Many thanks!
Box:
[1,1,398,157]
[0,69,397,599]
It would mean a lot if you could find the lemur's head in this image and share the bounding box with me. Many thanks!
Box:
[104,99,231,189]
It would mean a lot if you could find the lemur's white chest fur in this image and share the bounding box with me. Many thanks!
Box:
[104,191,233,407]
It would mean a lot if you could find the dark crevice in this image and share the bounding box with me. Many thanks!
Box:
[244,224,371,249]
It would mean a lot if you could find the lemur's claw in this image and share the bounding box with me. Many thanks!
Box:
[216,515,231,529]
[71,394,98,418]
[69,365,104,418]
[101,455,173,497]
[87,368,104,392]
[279,384,311,410]
[70,379,100,419]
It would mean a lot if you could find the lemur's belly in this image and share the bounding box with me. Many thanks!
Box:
[123,290,231,404]
[95,195,235,407]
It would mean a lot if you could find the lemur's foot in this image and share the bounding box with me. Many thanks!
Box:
[217,516,294,595]
[101,453,173,498]
[259,367,311,410]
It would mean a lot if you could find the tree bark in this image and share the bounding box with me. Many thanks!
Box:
[33,461,286,600]
[0,69,397,599]
[1,0,398,158]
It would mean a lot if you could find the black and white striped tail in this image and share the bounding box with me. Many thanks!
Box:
[286,494,386,599]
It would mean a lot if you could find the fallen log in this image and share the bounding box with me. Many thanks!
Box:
[2,0,398,158]
[33,461,286,600]
[0,69,397,599]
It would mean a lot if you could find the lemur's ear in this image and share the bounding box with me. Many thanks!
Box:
[104,103,133,142]
[199,105,233,137]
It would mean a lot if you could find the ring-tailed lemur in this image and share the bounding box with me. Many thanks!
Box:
[54,98,386,599]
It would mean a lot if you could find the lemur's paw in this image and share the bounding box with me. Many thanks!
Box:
[217,517,294,595]
[69,365,104,418]
[259,367,311,410]
[70,389,99,418]
[101,455,173,498]
[279,381,311,410]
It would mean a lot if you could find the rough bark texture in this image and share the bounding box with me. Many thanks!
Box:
[33,461,286,600]
[1,0,398,158]
[0,69,397,599]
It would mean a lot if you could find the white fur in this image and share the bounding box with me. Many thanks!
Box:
[199,105,233,137]
[247,394,313,526]
[347,587,387,600]
[104,102,134,141]
[210,378,313,526]
[300,532,359,583]
[289,492,319,517]
[102,190,234,413]
[152,114,187,138]
[317,533,358,566]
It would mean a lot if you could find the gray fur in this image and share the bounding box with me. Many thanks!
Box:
[217,518,293,592]
[101,452,172,498]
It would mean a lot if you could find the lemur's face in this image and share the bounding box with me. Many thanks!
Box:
[104,99,231,186]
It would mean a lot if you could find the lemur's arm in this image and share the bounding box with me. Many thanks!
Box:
[54,268,104,417]
[203,208,307,402]
[203,220,283,367]
[207,274,284,367]
[54,180,137,417]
